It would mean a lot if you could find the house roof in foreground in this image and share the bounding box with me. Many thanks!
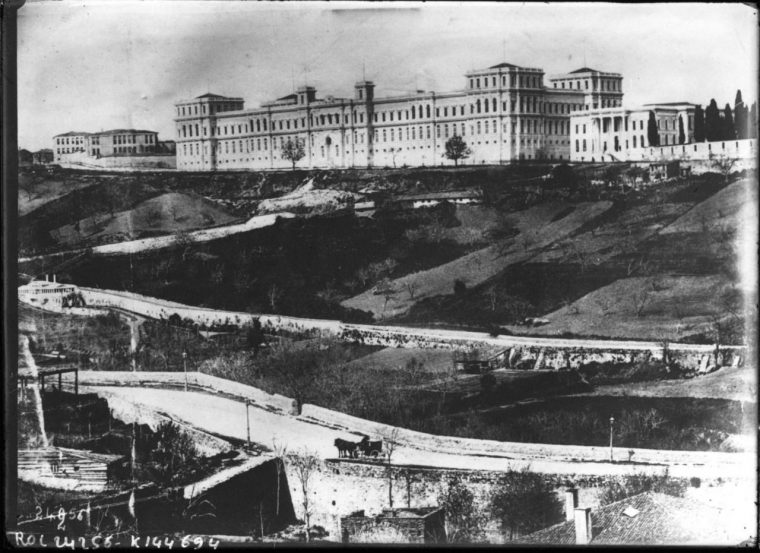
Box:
[520,492,742,546]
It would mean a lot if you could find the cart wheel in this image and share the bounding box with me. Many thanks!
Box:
[371,450,379,458]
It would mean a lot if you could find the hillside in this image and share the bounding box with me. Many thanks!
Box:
[18,166,754,343]
[50,192,240,247]
[17,164,550,254]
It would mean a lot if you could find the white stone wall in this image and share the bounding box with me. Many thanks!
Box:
[72,287,744,370]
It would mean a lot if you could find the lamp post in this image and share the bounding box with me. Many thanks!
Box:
[245,401,251,449]
[609,416,615,462]
[182,350,188,392]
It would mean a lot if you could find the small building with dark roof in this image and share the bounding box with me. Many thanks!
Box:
[340,507,445,544]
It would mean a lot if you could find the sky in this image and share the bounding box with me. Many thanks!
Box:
[17,1,759,151]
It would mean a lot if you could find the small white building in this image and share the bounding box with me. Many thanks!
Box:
[18,276,78,309]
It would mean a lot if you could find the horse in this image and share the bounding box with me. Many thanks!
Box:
[334,438,358,458]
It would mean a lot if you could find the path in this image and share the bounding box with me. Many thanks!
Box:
[81,382,754,481]
[18,212,295,263]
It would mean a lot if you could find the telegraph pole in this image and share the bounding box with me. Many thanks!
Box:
[246,401,251,449]
[609,416,615,462]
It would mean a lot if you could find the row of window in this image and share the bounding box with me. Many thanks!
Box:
[574,134,674,153]
[468,73,542,90]
[552,78,621,92]
[114,134,154,145]
[180,117,558,158]
[180,97,585,140]
[56,136,85,145]
[177,102,240,117]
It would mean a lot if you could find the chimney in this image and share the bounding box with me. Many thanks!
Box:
[565,488,578,521]
[574,507,593,545]
[53,274,56,283]
[45,274,49,282]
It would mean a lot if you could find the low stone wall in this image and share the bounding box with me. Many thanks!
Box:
[571,138,757,164]
[71,287,744,371]
[297,404,748,472]
[73,370,297,414]
[56,155,176,171]
[91,388,231,456]
[283,457,715,543]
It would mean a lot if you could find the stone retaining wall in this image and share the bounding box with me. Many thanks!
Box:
[297,404,747,471]
[283,457,716,543]
[73,370,297,414]
[75,287,744,371]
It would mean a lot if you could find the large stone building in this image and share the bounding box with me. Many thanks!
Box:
[174,63,625,171]
[569,102,697,162]
[53,129,159,161]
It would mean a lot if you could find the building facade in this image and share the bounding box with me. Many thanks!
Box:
[174,63,624,171]
[569,103,696,162]
[53,129,159,161]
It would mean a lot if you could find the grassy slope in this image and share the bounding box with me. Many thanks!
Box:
[51,192,240,247]
[572,365,756,402]
[341,201,612,319]
[510,274,735,341]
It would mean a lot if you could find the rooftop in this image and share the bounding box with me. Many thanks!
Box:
[520,492,742,546]
[19,280,75,291]
[643,102,696,107]
[93,129,158,136]
[569,67,603,74]
[489,62,519,69]
[196,93,229,99]
[53,131,90,137]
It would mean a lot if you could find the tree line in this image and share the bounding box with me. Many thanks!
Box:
[693,90,757,142]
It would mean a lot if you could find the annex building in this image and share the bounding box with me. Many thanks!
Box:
[174,63,626,171]
[53,129,159,161]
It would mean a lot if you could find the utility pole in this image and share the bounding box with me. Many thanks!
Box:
[182,350,188,392]
[609,416,615,462]
[246,401,251,449]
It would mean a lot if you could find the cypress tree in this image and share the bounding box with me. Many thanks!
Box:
[734,91,745,139]
[705,99,721,141]
[693,104,705,142]
[750,102,758,139]
[723,104,735,140]
[647,111,660,147]
[678,115,685,144]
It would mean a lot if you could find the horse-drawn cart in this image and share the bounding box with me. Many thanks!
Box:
[334,435,384,459]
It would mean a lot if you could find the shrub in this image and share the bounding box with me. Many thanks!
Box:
[491,467,564,541]
[438,475,487,543]
[600,470,687,506]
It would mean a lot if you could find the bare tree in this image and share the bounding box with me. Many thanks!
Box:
[272,438,288,517]
[631,279,654,318]
[626,255,651,278]
[710,153,738,184]
[281,138,306,170]
[375,278,397,315]
[405,279,418,300]
[289,450,320,542]
[383,428,401,509]
[562,241,591,273]
[173,229,196,261]
[267,283,283,312]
